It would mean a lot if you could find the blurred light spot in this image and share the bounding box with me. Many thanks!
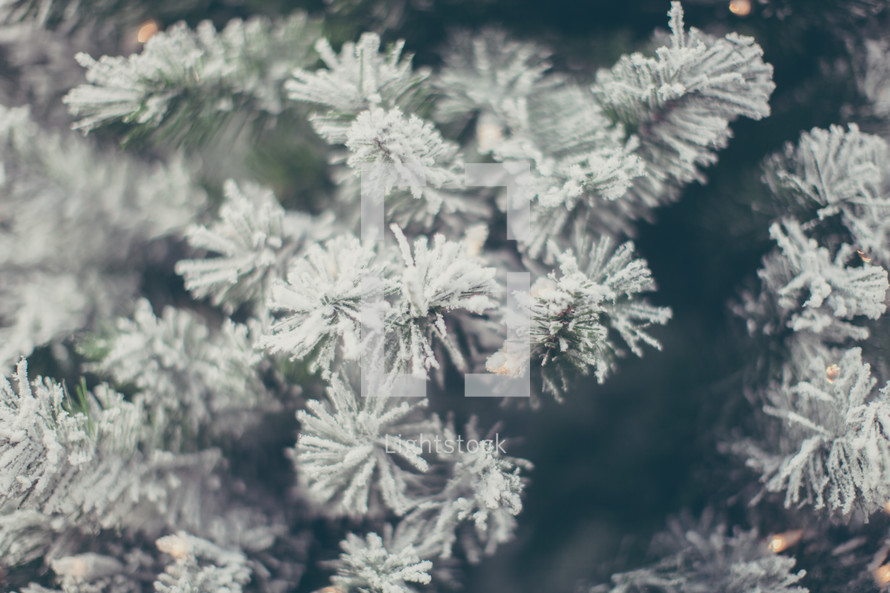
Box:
[486,351,520,376]
[136,19,160,43]
[767,529,803,553]
[156,533,190,559]
[51,556,94,579]
[729,0,752,16]
[462,224,488,258]
[475,112,504,153]
[875,564,890,586]
[858,249,872,263]
[826,364,840,383]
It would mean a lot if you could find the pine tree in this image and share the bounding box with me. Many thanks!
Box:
[24,1,890,593]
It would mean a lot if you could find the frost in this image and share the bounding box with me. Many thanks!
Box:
[154,533,251,593]
[293,373,433,517]
[387,224,498,377]
[0,358,231,560]
[0,105,204,367]
[432,30,642,212]
[764,220,887,340]
[433,28,555,134]
[764,124,886,214]
[344,106,459,199]
[592,514,807,593]
[512,237,670,398]
[436,42,645,236]
[763,124,890,263]
[0,510,59,567]
[84,299,271,448]
[424,418,530,562]
[331,531,432,593]
[743,347,890,517]
[0,359,134,513]
[286,32,429,142]
[740,127,890,343]
[593,1,774,209]
[259,234,382,374]
[175,179,329,313]
[491,84,644,213]
[64,13,320,145]
[0,4,788,591]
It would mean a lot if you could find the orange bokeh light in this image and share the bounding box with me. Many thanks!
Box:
[729,0,752,16]
[136,19,160,43]
[767,529,803,553]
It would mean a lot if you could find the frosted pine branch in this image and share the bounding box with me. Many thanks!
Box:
[175,179,330,313]
[0,105,204,368]
[259,234,382,374]
[0,359,245,573]
[763,124,890,263]
[338,417,533,567]
[593,1,774,209]
[431,32,645,238]
[293,373,433,517]
[764,124,886,215]
[0,3,788,591]
[0,510,61,568]
[592,514,807,593]
[64,13,321,145]
[387,224,498,377]
[176,179,290,312]
[296,384,532,559]
[344,106,460,200]
[425,417,531,562]
[286,32,429,143]
[495,117,644,218]
[331,531,432,593]
[261,226,498,379]
[506,238,670,398]
[83,299,272,448]
[154,532,251,593]
[433,29,556,136]
[765,220,887,340]
[0,359,141,515]
[578,237,673,356]
[743,346,890,518]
